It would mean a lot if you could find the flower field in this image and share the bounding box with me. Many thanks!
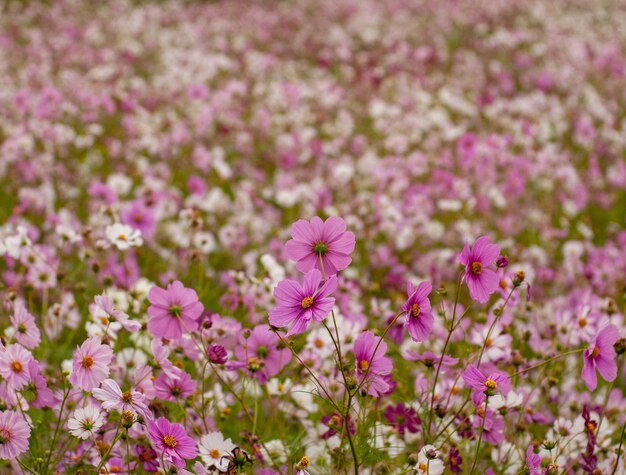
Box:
[0,0,625,474]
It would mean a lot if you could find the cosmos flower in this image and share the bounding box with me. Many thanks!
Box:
[154,369,197,402]
[92,378,152,421]
[526,446,542,475]
[105,223,143,250]
[459,236,500,303]
[582,324,619,391]
[401,281,434,343]
[269,269,337,335]
[0,344,33,390]
[147,417,198,469]
[416,445,444,475]
[383,403,421,435]
[353,330,392,397]
[462,364,511,405]
[67,405,104,439]
[0,411,31,460]
[284,216,355,276]
[69,336,114,391]
[230,325,292,384]
[91,292,141,332]
[147,280,204,339]
[8,302,41,349]
[198,431,236,471]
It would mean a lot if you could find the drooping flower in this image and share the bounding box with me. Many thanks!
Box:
[136,444,159,473]
[269,269,337,335]
[105,223,143,250]
[198,431,236,471]
[147,417,198,469]
[92,378,152,421]
[27,360,56,408]
[8,302,41,349]
[0,344,33,390]
[459,236,500,303]
[68,405,105,439]
[462,364,511,405]
[147,280,204,339]
[581,324,619,391]
[353,330,392,397]
[401,281,434,342]
[69,336,114,391]
[284,216,355,276]
[0,411,31,459]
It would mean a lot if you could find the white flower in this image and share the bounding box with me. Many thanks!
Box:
[416,445,444,475]
[68,405,104,439]
[199,432,236,471]
[3,226,31,259]
[105,223,143,250]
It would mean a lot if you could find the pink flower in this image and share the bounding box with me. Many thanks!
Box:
[401,281,434,343]
[154,369,196,402]
[92,378,152,421]
[147,281,204,339]
[10,302,40,349]
[462,364,511,406]
[69,336,114,391]
[526,446,542,475]
[582,324,619,391]
[147,417,198,469]
[459,236,500,303]
[230,325,291,384]
[285,216,355,276]
[0,344,33,390]
[269,269,337,335]
[92,293,141,332]
[28,360,56,408]
[473,408,505,445]
[353,330,393,397]
[0,411,31,460]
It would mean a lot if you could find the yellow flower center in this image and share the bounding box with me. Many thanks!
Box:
[485,379,497,390]
[117,234,127,241]
[359,359,370,372]
[121,390,134,403]
[82,355,94,368]
[11,361,22,373]
[301,296,314,309]
[471,262,482,275]
[591,347,600,358]
[419,462,427,472]
[209,449,220,458]
[411,303,421,318]
[578,317,587,327]
[163,435,177,448]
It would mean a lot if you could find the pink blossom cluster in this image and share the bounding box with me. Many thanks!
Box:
[0,1,624,474]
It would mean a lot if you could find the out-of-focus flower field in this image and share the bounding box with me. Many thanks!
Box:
[0,0,625,473]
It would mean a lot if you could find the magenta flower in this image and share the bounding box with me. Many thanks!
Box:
[27,360,56,408]
[92,378,152,421]
[0,411,31,460]
[383,403,421,435]
[401,281,434,343]
[69,336,114,391]
[582,324,619,391]
[269,269,337,335]
[154,370,197,402]
[353,330,393,397]
[526,446,542,475]
[0,344,33,390]
[462,364,511,405]
[147,417,198,469]
[459,236,500,303]
[284,216,355,276]
[230,325,291,384]
[147,280,204,339]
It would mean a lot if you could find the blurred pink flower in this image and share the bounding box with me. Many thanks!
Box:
[147,280,204,339]
[285,216,355,276]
